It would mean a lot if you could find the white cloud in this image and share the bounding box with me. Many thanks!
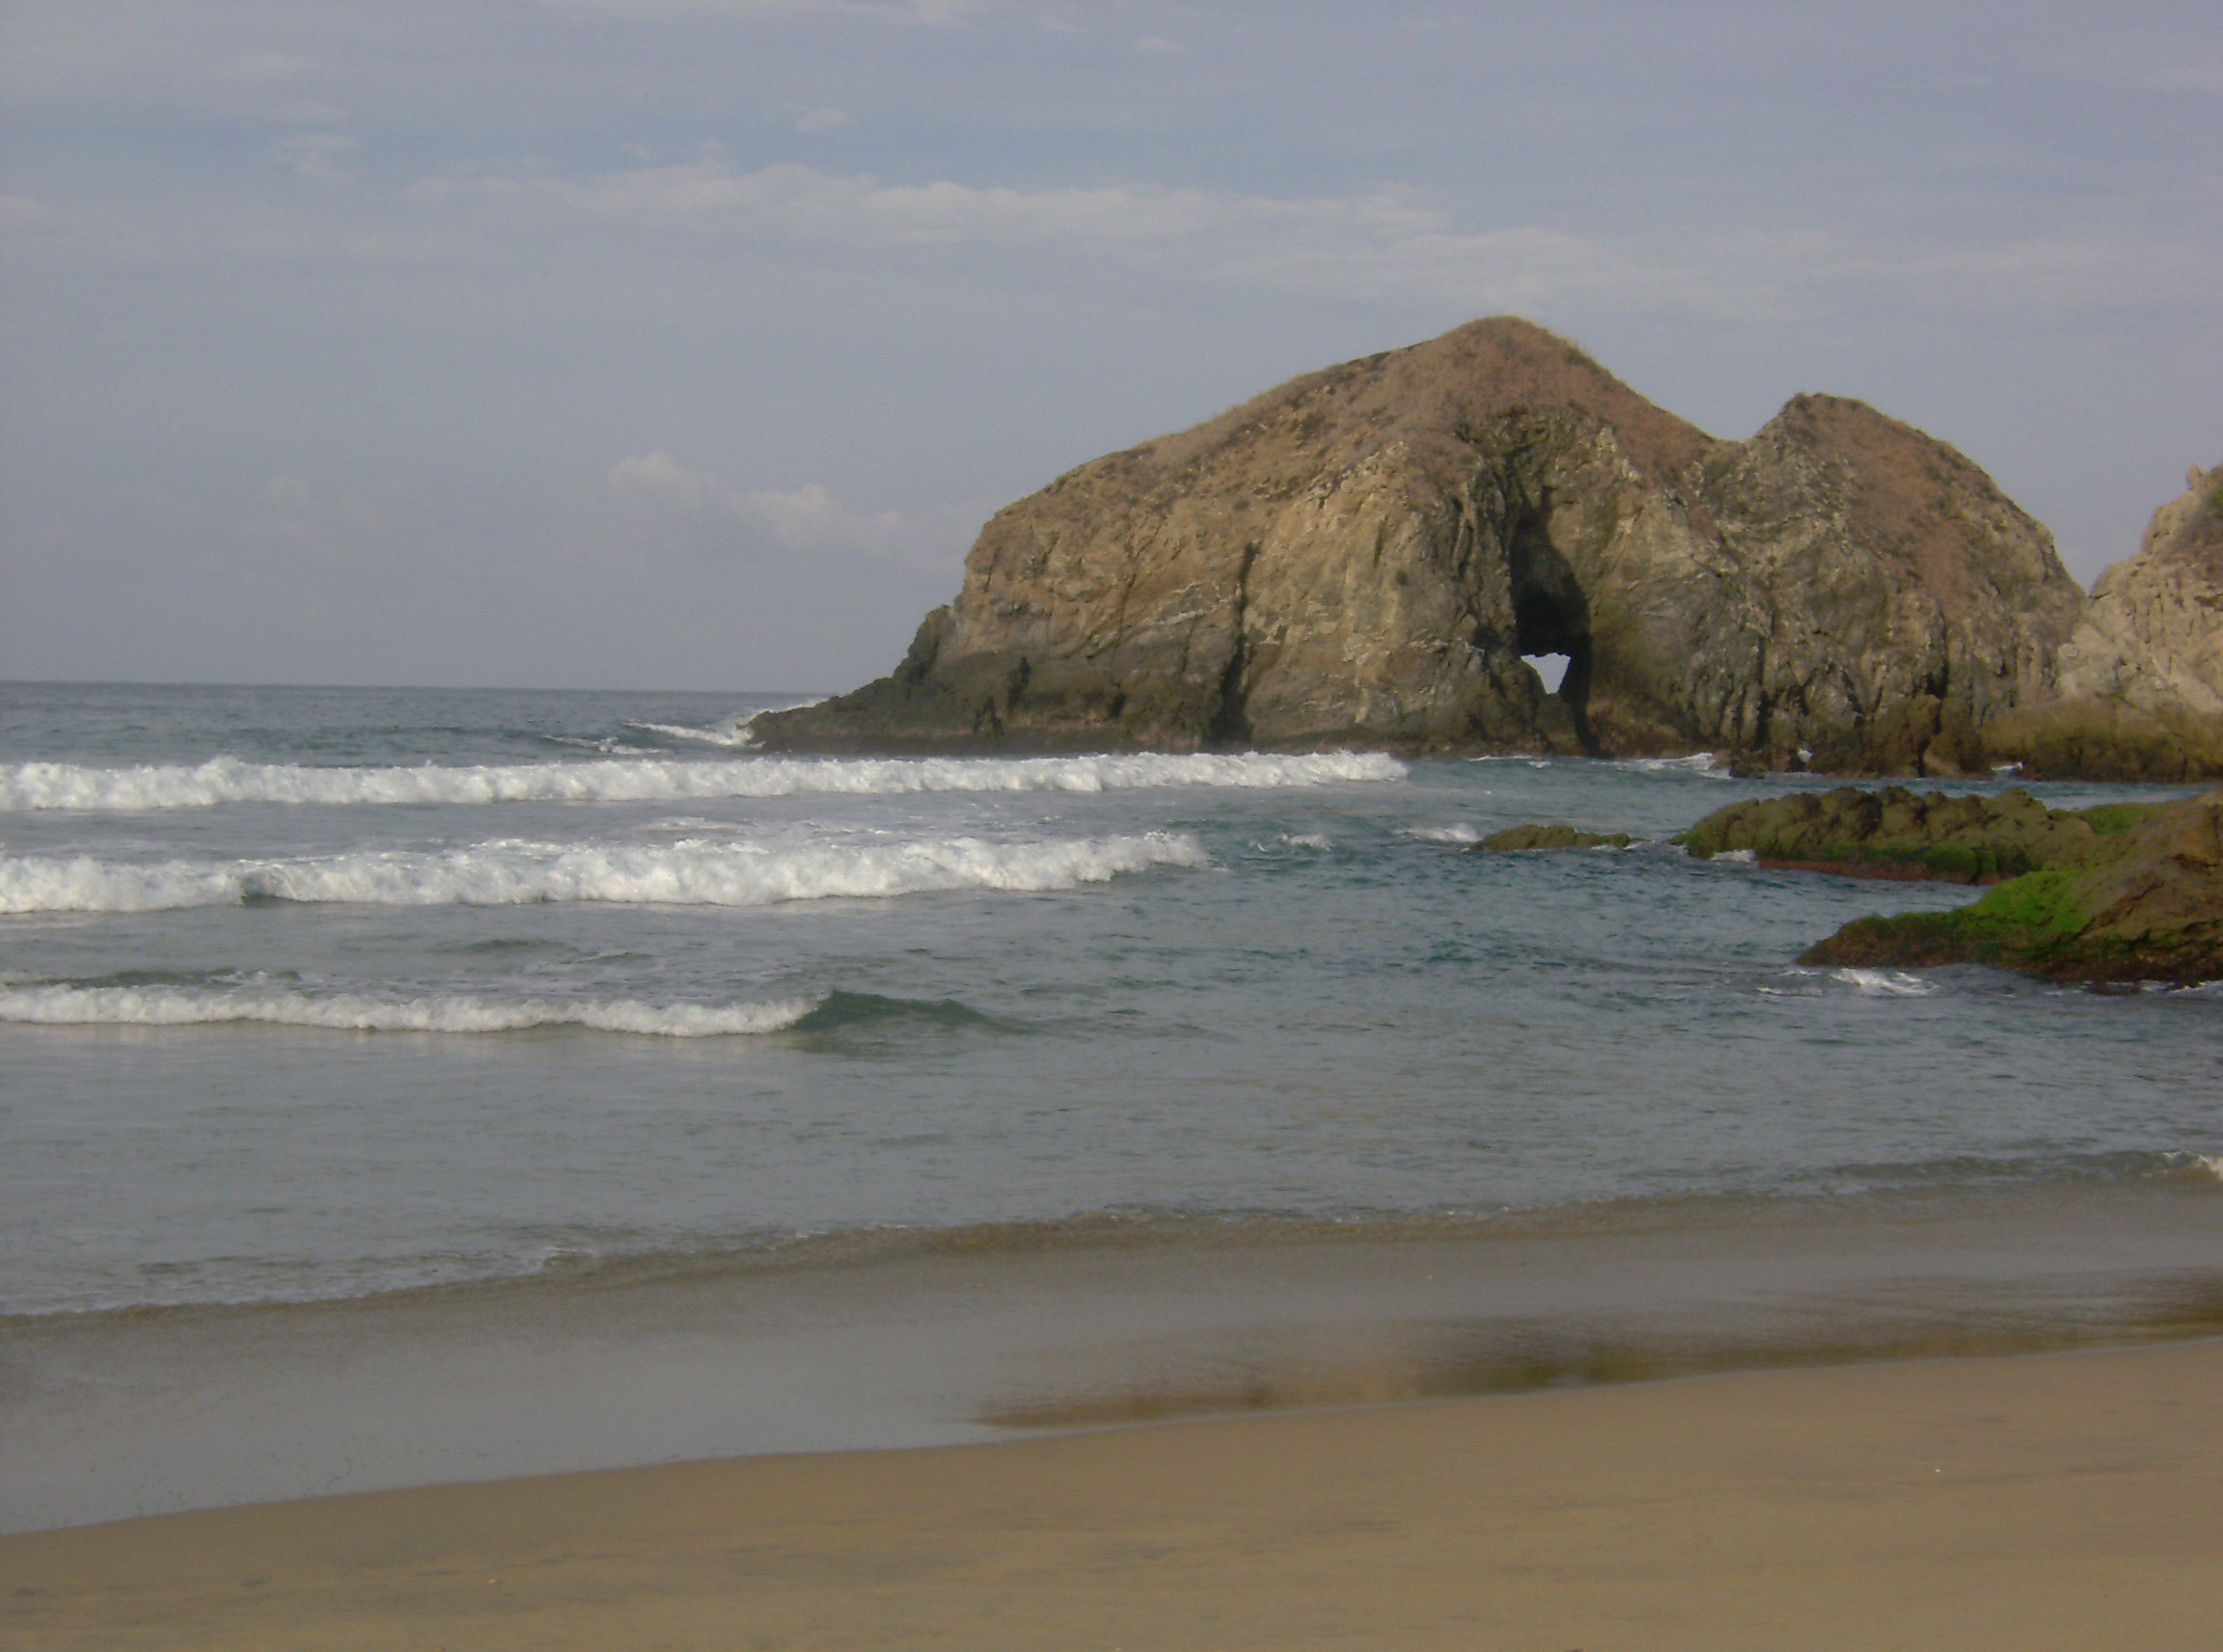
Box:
[528,0,1002,21]
[222,52,327,86]
[608,452,910,558]
[795,106,854,133]
[405,154,1758,315]
[271,132,362,181]
[0,193,57,228]
[2141,64,2223,96]
[410,155,1226,245]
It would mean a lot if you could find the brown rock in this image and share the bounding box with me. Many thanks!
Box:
[753,320,2220,778]
[1801,791,2223,983]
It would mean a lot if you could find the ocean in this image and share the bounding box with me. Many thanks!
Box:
[3,680,2219,1532]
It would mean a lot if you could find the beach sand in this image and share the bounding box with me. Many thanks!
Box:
[6,1337,2219,1651]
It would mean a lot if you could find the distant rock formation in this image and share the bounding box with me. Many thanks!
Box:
[1990,465,2223,780]
[755,319,2222,779]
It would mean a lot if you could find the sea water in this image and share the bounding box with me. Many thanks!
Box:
[3,682,2219,1528]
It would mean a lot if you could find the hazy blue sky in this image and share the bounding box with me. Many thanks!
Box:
[4,1,2218,691]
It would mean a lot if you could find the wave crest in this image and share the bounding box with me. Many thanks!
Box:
[0,983,822,1035]
[0,751,1406,812]
[0,832,1212,914]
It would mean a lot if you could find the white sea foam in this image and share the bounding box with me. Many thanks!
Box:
[1615,753,1728,777]
[1399,824,1483,844]
[1830,968,1936,998]
[0,984,821,1035]
[1710,847,1758,864]
[0,832,1211,914]
[0,751,1406,812]
[625,720,756,750]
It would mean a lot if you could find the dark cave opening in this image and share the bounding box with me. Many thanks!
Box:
[1506,507,1600,755]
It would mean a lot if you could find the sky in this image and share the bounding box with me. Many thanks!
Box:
[2,1,2218,692]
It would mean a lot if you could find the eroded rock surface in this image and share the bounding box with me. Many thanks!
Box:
[755,320,2221,777]
[1992,464,2223,781]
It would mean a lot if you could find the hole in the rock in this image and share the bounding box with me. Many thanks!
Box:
[1521,652,1571,695]
[1505,506,1600,755]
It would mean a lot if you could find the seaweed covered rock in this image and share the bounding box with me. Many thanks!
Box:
[1674,785,2162,882]
[1800,790,2223,982]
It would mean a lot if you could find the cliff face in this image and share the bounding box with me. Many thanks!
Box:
[2061,466,2223,716]
[754,319,2213,775]
[1991,464,2223,780]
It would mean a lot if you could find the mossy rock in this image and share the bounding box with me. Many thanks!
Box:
[1674,785,2164,882]
[1801,791,2223,982]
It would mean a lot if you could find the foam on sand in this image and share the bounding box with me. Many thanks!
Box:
[0,831,1212,914]
[0,752,1407,812]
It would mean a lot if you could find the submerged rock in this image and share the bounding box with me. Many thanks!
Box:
[1800,791,2223,983]
[754,318,2223,777]
[1472,823,1641,851]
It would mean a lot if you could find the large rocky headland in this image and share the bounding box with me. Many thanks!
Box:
[754,318,2223,781]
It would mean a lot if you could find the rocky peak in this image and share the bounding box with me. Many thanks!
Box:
[752,320,2220,779]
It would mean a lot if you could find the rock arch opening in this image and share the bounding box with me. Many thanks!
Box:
[1505,505,1600,755]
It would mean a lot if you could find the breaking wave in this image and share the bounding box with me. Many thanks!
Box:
[0,751,1407,812]
[1399,824,1483,844]
[0,983,820,1036]
[624,719,756,749]
[1612,753,1730,778]
[0,832,1212,914]
[1830,968,1937,998]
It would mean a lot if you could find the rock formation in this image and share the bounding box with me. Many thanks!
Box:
[1800,790,2223,983]
[1671,785,2161,882]
[1473,823,1642,852]
[1985,465,2223,781]
[754,319,2221,778]
[1481,785,2222,982]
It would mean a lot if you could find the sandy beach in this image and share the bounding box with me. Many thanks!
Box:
[8,1336,2220,1651]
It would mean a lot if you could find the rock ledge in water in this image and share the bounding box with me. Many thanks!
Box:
[1673,785,2162,883]
[1472,823,1641,852]
[1798,791,2223,983]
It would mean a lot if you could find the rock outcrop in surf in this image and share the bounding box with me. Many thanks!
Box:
[1484,785,2223,982]
[1798,789,2223,984]
[1671,785,2165,883]
[752,319,2222,778]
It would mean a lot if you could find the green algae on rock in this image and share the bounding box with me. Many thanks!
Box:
[1673,785,2165,883]
[1799,791,2223,983]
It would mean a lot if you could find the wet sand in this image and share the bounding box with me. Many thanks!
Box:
[7,1336,2220,1651]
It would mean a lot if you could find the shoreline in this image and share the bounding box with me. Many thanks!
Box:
[7,1336,2221,1649]
[11,1176,2222,1536]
